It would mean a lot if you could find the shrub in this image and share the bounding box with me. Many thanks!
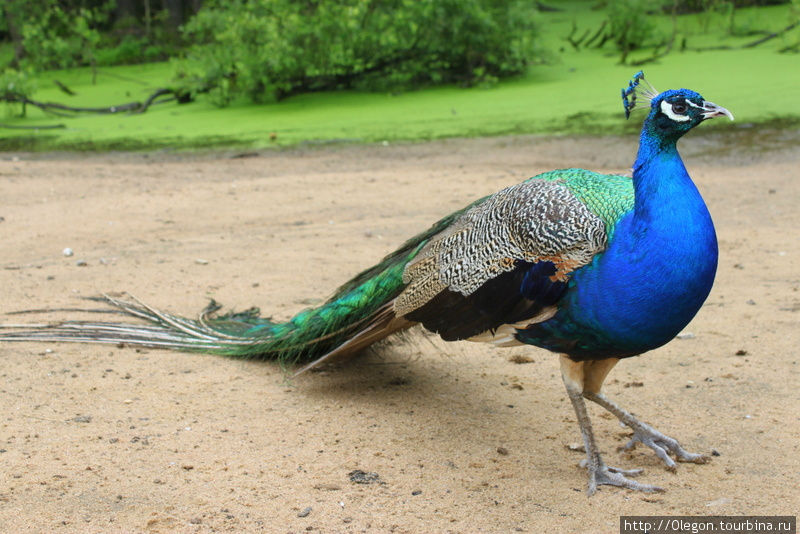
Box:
[605,0,668,63]
[177,0,544,105]
[0,67,36,116]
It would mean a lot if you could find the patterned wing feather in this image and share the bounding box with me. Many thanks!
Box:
[395,178,608,341]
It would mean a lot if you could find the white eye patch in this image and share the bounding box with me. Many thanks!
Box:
[659,100,691,122]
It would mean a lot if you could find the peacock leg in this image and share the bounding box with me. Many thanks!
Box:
[559,356,663,495]
[583,391,709,470]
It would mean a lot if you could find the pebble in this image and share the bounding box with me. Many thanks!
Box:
[297,507,312,518]
[348,470,381,485]
[63,248,73,257]
[496,447,509,456]
[313,483,341,491]
[195,259,209,265]
[706,497,731,507]
[76,260,88,267]
[676,332,695,339]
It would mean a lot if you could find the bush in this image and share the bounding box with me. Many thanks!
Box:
[0,67,36,116]
[177,0,544,106]
[606,0,668,62]
[94,35,148,66]
[94,35,171,66]
[20,3,108,72]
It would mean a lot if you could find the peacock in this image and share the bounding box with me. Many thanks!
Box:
[0,72,733,495]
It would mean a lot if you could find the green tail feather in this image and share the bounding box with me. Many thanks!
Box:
[227,244,423,362]
[0,199,481,365]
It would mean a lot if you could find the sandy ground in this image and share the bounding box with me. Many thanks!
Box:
[0,130,798,533]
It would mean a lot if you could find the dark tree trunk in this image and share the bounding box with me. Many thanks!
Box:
[2,3,26,66]
[163,0,185,33]
[114,0,138,22]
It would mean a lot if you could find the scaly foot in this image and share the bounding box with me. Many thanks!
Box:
[620,421,709,471]
[583,391,710,471]
[583,459,663,495]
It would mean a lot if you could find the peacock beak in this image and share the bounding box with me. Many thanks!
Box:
[701,101,734,121]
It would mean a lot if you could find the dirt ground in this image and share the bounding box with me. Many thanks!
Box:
[1,129,798,533]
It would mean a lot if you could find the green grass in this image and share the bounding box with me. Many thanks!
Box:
[1,1,799,151]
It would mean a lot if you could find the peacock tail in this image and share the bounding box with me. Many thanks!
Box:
[0,191,479,367]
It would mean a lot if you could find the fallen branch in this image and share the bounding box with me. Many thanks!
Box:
[742,21,799,49]
[779,42,800,53]
[53,80,76,96]
[134,88,179,114]
[23,97,143,114]
[1,87,190,117]
[565,22,590,51]
[0,122,66,129]
[584,21,608,49]
[688,21,799,52]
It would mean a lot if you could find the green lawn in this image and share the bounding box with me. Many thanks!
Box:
[1,1,798,151]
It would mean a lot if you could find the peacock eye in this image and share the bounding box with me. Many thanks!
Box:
[671,101,688,114]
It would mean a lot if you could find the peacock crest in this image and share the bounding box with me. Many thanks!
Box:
[621,70,659,119]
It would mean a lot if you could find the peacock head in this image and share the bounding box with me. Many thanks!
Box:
[621,71,733,143]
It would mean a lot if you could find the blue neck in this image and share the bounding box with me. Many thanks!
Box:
[609,125,718,349]
[632,127,692,226]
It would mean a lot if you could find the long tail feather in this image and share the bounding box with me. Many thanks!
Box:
[0,269,412,365]
[0,196,483,368]
[0,237,422,367]
[0,295,249,351]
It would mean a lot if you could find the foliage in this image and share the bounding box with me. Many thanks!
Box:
[94,35,169,66]
[177,0,544,106]
[0,67,35,116]
[2,0,186,72]
[2,1,798,150]
[605,0,668,62]
[19,2,110,75]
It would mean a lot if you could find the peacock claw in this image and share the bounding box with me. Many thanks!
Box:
[579,458,643,477]
[620,423,710,471]
[585,461,664,496]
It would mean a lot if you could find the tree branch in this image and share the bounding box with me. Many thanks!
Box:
[1,87,189,117]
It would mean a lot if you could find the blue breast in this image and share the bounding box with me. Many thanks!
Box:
[517,149,718,360]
